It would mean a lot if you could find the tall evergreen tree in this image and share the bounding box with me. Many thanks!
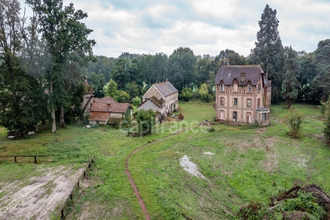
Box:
[251,4,285,103]
[282,47,300,108]
[313,39,330,102]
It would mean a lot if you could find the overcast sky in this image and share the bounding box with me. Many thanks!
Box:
[20,0,330,58]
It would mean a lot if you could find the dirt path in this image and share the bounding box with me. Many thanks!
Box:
[125,129,187,220]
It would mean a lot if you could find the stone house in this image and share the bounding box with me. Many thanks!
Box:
[215,64,271,125]
[138,80,178,118]
[88,97,132,125]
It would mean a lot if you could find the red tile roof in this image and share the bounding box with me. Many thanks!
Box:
[94,97,117,104]
[111,103,132,113]
[89,112,111,122]
[90,102,111,112]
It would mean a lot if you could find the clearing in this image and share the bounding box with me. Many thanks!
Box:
[0,102,329,219]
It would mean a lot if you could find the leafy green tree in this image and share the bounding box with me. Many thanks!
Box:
[117,90,130,103]
[132,97,141,106]
[27,0,95,132]
[104,79,119,99]
[0,0,47,138]
[313,39,330,102]
[198,83,210,102]
[125,82,140,99]
[297,52,317,102]
[88,73,105,97]
[250,4,285,103]
[196,55,212,86]
[111,58,130,90]
[180,87,193,101]
[282,47,300,108]
[87,56,115,82]
[168,47,197,91]
[284,107,304,138]
[136,109,156,136]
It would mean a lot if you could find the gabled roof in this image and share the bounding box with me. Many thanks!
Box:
[90,102,111,112]
[215,65,264,86]
[94,97,117,104]
[89,112,111,122]
[138,97,163,109]
[153,81,178,97]
[111,103,132,113]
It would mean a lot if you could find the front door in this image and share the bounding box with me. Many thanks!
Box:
[233,111,237,122]
[220,110,224,120]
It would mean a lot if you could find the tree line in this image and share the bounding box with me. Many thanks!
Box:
[86,6,329,108]
[0,2,329,138]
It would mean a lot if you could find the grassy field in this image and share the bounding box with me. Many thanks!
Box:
[0,102,329,219]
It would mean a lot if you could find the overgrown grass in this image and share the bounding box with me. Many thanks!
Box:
[0,102,329,219]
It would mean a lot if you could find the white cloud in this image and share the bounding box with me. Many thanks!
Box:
[19,0,330,57]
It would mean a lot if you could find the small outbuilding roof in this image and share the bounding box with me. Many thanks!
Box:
[94,97,117,104]
[153,81,178,97]
[111,103,132,113]
[89,112,111,122]
[215,65,264,86]
[138,97,163,109]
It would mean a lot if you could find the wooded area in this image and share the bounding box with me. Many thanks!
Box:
[0,1,329,138]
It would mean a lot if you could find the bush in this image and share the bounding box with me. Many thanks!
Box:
[132,96,141,106]
[180,87,193,101]
[135,109,156,136]
[284,107,304,137]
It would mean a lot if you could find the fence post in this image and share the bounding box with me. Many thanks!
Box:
[14,156,17,163]
[34,156,37,164]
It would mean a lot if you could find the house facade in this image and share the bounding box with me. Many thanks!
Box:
[215,64,271,125]
[138,80,178,117]
[88,97,132,125]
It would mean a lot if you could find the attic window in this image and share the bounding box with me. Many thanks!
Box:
[240,72,246,82]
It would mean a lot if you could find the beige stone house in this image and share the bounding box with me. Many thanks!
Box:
[88,97,132,125]
[138,80,178,117]
[215,64,271,125]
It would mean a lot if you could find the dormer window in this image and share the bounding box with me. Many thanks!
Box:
[234,84,238,93]
[240,72,246,82]
[258,84,261,93]
[248,84,252,93]
[220,83,224,92]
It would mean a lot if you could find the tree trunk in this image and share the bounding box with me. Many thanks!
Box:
[60,105,66,128]
[50,80,56,133]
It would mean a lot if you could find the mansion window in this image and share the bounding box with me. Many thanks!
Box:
[233,98,238,106]
[247,99,252,107]
[233,111,237,122]
[234,84,238,92]
[248,84,252,93]
[220,83,224,92]
[258,84,261,93]
[220,97,225,106]
[262,113,267,121]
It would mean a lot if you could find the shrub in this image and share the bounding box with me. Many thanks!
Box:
[284,107,304,137]
[136,109,156,136]
[180,87,193,101]
[132,96,141,106]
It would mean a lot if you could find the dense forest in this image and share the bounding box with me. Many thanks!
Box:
[0,0,329,137]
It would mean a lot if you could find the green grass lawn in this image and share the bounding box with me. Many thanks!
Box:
[0,102,329,219]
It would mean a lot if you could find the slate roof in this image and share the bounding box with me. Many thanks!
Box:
[138,97,163,109]
[215,65,264,86]
[153,81,178,97]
